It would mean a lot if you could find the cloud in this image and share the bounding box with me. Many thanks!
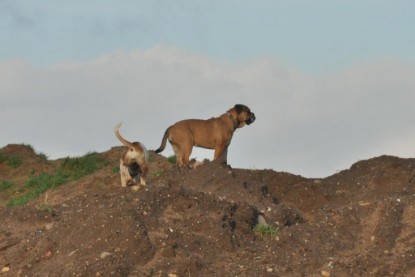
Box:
[1,46,414,177]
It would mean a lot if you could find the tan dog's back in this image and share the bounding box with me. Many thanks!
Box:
[169,118,231,149]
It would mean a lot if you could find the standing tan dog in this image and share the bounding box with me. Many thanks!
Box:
[155,104,256,166]
[114,123,149,187]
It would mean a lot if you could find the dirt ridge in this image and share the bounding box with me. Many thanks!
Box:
[0,144,414,276]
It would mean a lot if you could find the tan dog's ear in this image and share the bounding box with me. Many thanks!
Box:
[234,104,244,113]
[234,104,251,114]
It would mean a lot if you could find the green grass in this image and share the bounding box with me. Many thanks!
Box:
[6,152,108,207]
[37,203,55,213]
[21,143,34,151]
[0,145,49,165]
[0,151,6,163]
[0,151,23,168]
[60,152,108,180]
[254,223,279,237]
[37,152,49,162]
[167,155,177,164]
[0,180,15,191]
[6,155,23,168]
[7,171,69,207]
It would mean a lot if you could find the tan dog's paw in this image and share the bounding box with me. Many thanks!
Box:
[131,185,144,192]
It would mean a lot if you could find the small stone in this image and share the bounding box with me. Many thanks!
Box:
[68,250,78,256]
[257,215,268,226]
[44,250,53,259]
[321,270,330,277]
[45,223,54,230]
[192,161,204,169]
[267,267,273,272]
[2,267,10,273]
[168,274,178,277]
[131,185,140,192]
[100,252,111,259]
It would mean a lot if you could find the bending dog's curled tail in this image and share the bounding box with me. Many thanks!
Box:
[114,123,135,150]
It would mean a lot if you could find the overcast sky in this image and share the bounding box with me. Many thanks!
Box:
[1,1,415,177]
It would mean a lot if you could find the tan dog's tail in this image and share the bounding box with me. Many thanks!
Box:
[114,123,135,150]
[154,128,170,154]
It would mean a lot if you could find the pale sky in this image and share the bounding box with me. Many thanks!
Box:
[1,1,415,177]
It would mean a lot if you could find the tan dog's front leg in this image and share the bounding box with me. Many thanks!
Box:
[120,161,129,187]
[214,144,229,163]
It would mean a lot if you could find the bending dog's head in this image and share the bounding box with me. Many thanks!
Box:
[229,104,256,128]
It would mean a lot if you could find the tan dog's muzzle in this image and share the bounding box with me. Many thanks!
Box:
[246,112,256,125]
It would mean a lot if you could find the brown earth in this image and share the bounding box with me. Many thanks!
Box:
[0,144,415,277]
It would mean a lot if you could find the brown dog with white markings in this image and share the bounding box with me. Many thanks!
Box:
[114,123,149,187]
[155,104,256,167]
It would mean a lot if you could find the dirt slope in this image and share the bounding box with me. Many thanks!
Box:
[1,144,415,276]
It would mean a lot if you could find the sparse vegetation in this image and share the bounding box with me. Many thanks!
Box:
[254,223,279,237]
[21,143,35,152]
[7,171,68,207]
[6,152,108,207]
[148,153,155,163]
[0,150,6,163]
[38,152,49,162]
[167,155,177,164]
[38,203,54,213]
[0,180,15,191]
[7,154,23,168]
[151,169,165,178]
[60,152,108,180]
[0,150,23,168]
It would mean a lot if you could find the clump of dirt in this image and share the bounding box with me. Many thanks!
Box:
[1,144,415,276]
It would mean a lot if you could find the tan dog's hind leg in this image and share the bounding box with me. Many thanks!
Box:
[172,144,193,167]
[181,144,192,167]
[171,143,183,166]
[138,157,148,185]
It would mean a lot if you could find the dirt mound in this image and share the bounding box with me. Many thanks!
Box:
[1,146,415,276]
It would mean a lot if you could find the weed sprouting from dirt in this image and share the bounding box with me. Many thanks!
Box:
[37,203,55,213]
[254,223,279,237]
[167,155,177,164]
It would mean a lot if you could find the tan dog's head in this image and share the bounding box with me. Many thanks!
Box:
[228,104,256,128]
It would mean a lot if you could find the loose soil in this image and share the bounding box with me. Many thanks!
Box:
[1,144,414,276]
